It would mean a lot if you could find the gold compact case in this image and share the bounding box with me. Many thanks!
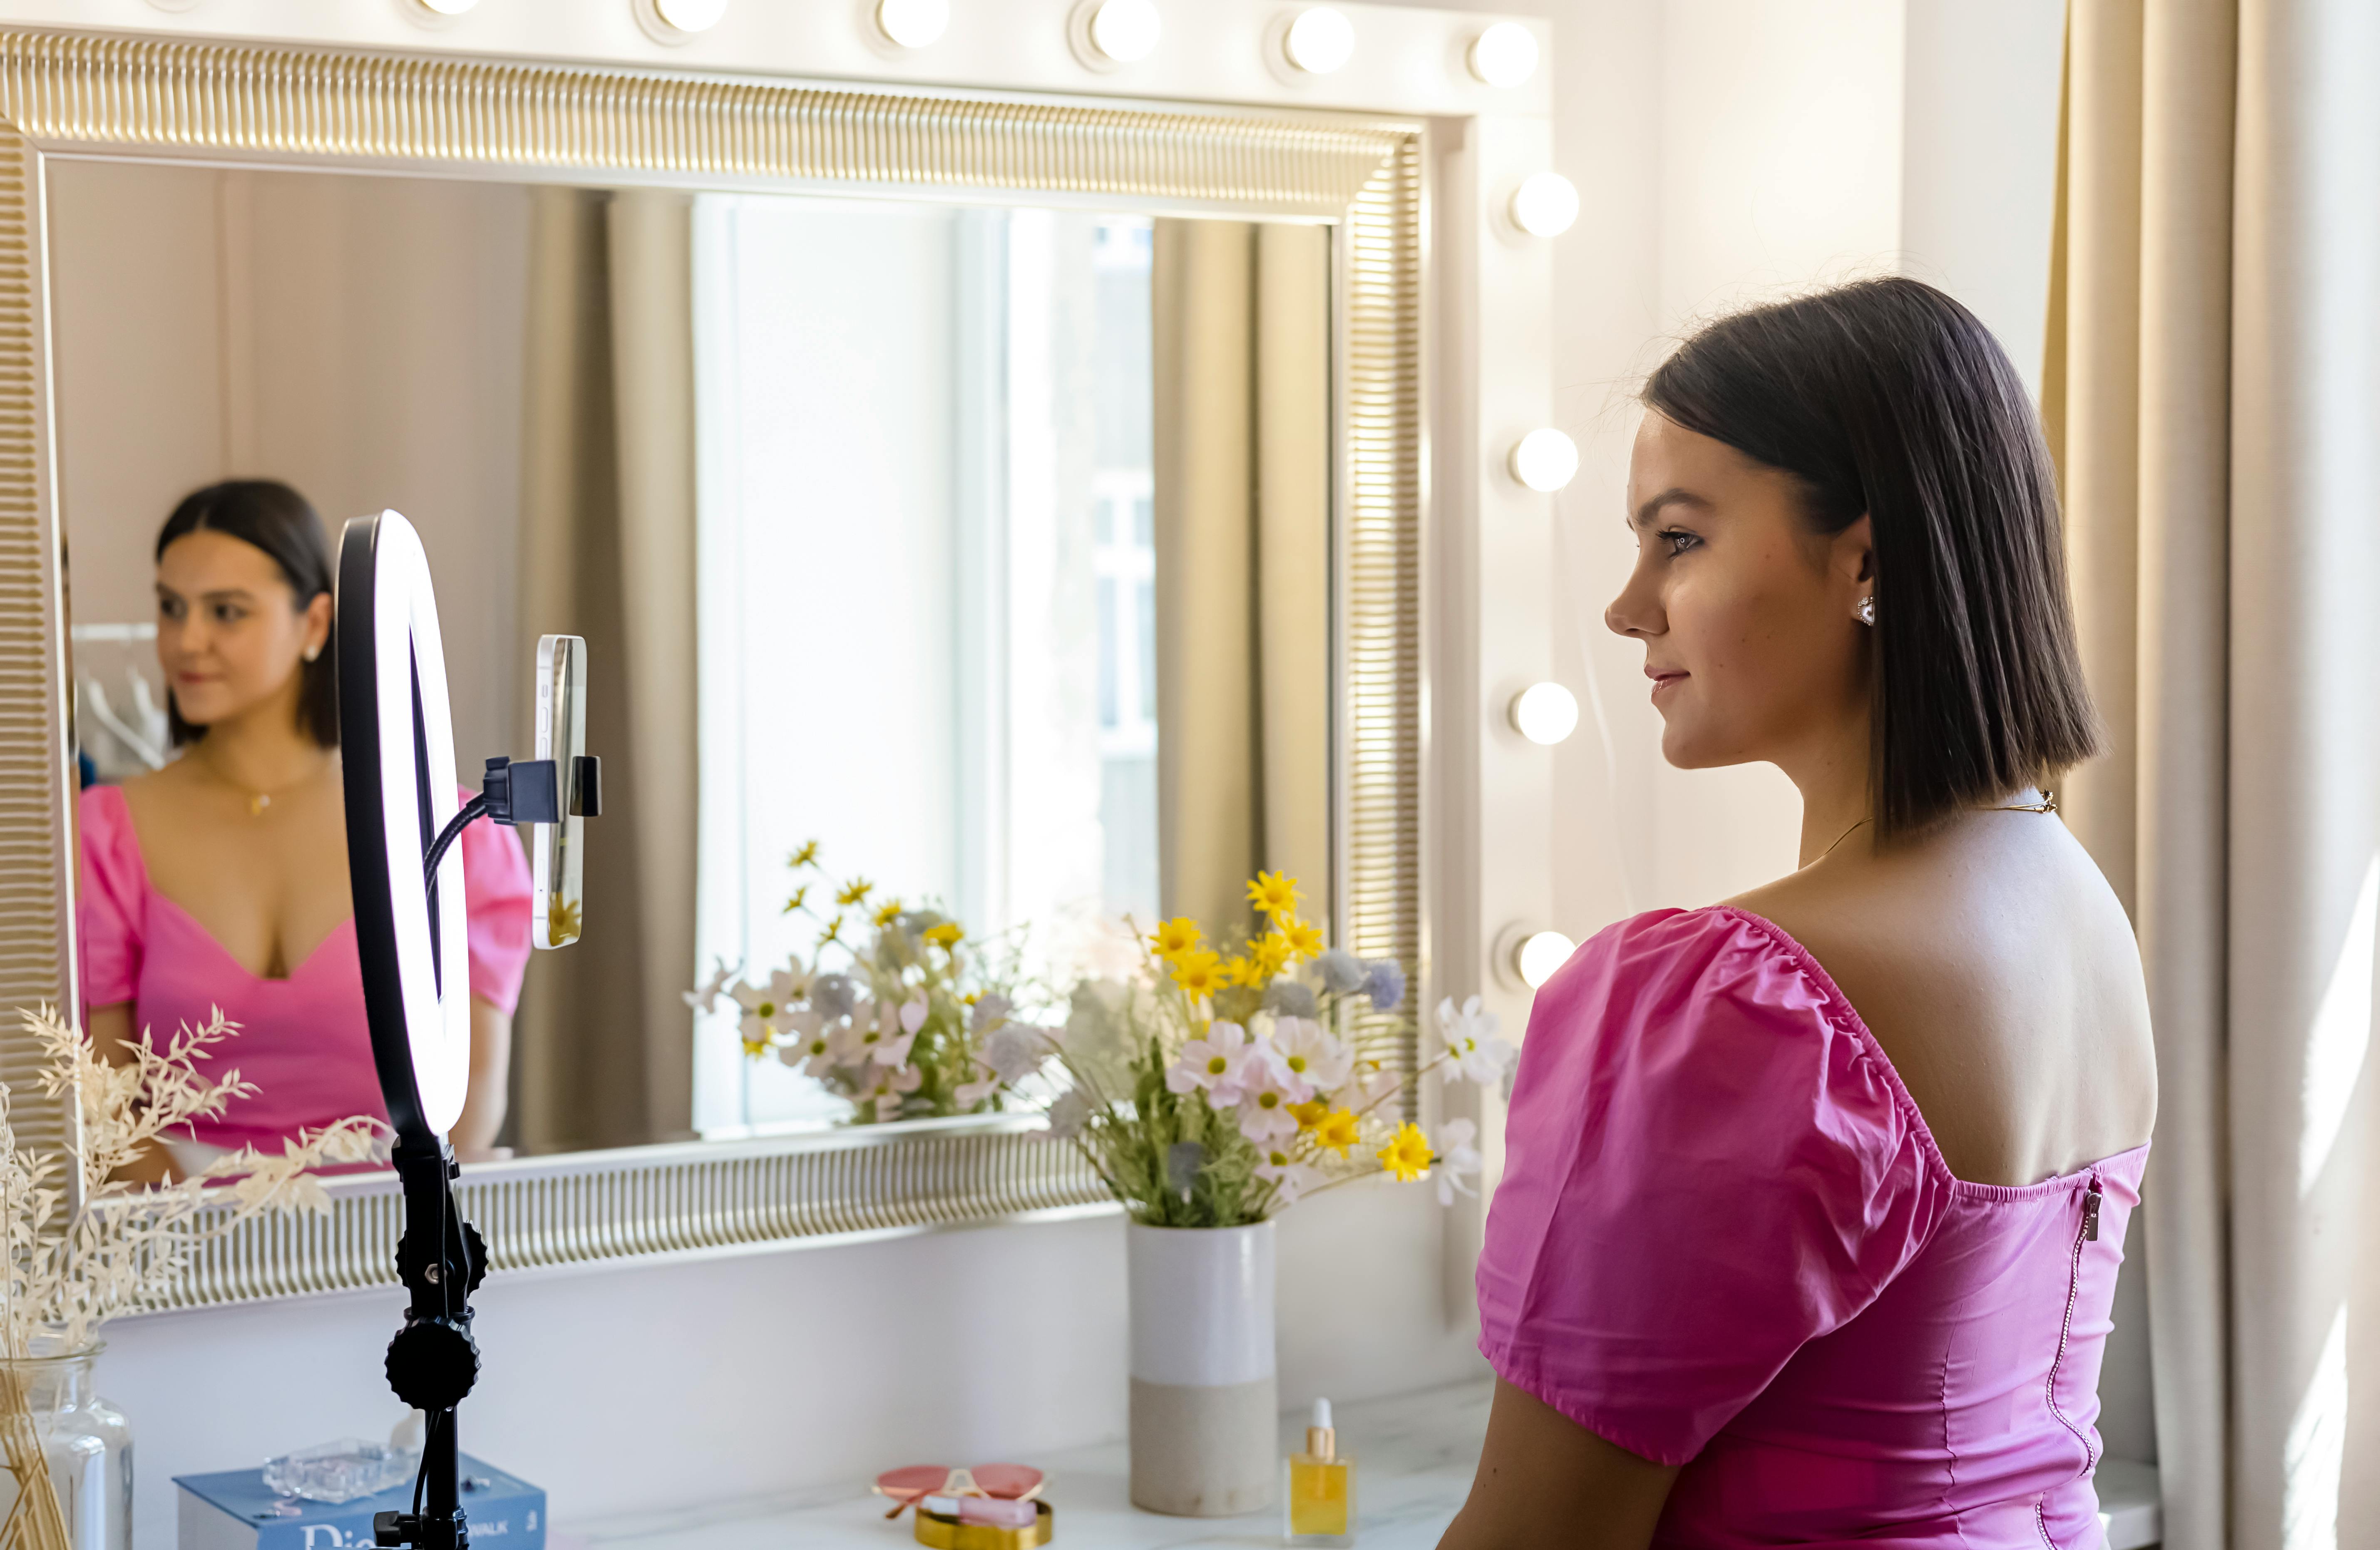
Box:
[912,1501,1055,1550]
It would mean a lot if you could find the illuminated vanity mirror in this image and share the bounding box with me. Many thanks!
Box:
[53,157,1332,1159]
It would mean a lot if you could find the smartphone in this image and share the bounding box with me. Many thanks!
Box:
[532,634,589,949]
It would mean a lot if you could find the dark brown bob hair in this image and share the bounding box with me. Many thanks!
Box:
[1643,276,2098,840]
[156,479,339,749]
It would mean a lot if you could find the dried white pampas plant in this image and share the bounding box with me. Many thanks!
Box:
[0,1004,382,1550]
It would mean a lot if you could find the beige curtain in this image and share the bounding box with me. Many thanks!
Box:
[2047,2,2380,1544]
[1151,220,1331,939]
[510,188,700,1152]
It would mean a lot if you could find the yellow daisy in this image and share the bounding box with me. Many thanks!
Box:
[789,840,821,869]
[1246,870,1302,920]
[1289,1100,1328,1132]
[874,898,904,928]
[1314,1108,1362,1157]
[837,878,874,907]
[924,922,964,949]
[818,916,845,946]
[1170,949,1225,999]
[1279,916,1326,961]
[1149,917,1203,962]
[1248,932,1293,980]
[782,884,810,914]
[1377,1121,1433,1182]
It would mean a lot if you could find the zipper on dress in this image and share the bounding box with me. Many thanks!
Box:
[2044,1171,2102,1480]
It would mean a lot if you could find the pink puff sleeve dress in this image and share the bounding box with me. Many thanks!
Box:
[76,782,534,1152]
[1476,906,2147,1549]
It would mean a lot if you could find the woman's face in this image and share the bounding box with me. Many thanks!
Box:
[1606,411,1873,770]
[155,531,329,732]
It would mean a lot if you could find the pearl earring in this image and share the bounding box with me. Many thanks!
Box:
[1856,596,1876,626]
[304,644,321,662]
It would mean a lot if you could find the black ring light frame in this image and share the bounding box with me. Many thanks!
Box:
[336,511,596,1550]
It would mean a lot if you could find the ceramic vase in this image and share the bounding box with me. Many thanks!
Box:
[0,1342,132,1550]
[1126,1219,1277,1516]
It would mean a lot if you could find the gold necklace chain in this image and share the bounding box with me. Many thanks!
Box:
[1804,790,2058,870]
[195,746,322,818]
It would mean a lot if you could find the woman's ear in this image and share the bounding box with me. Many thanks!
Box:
[302,590,333,664]
[1833,514,1875,588]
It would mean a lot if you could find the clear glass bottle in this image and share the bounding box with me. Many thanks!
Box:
[0,1339,133,1550]
[1283,1398,1354,1548]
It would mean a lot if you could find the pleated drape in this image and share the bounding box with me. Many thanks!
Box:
[509,187,699,1152]
[2048,2,2380,1543]
[1150,220,1331,938]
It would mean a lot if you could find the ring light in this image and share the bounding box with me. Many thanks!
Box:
[337,510,471,1143]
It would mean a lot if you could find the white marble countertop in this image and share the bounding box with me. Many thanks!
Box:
[564,1381,2162,1550]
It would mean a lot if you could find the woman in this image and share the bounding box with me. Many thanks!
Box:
[77,480,531,1176]
[1443,280,2156,1548]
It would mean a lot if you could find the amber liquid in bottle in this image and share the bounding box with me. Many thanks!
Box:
[1285,1399,1355,1547]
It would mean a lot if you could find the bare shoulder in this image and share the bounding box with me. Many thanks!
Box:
[1726,816,2155,1183]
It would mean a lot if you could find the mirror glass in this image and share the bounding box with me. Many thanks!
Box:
[52,159,1332,1158]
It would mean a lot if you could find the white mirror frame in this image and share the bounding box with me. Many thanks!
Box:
[0,5,1555,1312]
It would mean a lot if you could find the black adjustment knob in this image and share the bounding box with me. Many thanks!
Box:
[395,1220,487,1297]
[386,1317,481,1411]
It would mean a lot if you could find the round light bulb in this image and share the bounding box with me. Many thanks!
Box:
[1284,7,1356,74]
[1509,171,1580,238]
[1468,21,1538,88]
[1088,0,1162,62]
[654,0,728,32]
[417,0,480,14]
[1517,930,1575,990]
[1508,428,1579,493]
[1509,682,1579,746]
[876,0,948,46]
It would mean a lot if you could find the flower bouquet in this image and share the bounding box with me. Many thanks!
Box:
[999,870,1510,1223]
[687,843,1052,1124]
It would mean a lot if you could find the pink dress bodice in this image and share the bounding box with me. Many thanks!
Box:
[1477,906,2147,1549]
[75,781,534,1151]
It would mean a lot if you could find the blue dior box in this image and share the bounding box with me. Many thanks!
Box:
[176,1456,545,1550]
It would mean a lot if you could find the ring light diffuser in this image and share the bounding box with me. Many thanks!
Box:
[337,510,472,1142]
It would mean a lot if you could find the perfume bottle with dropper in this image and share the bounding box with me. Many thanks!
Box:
[1284,1398,1355,1547]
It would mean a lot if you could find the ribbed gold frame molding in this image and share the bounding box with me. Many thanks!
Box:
[0,29,1422,1310]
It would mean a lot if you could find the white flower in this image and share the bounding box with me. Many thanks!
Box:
[1433,1118,1482,1206]
[1166,1021,1252,1098]
[900,996,929,1035]
[1437,995,1515,1085]
[779,1011,840,1079]
[1045,1089,1094,1139]
[1254,1143,1324,1207]
[865,1062,923,1121]
[1269,1017,1351,1096]
[848,1000,900,1064]
[731,975,798,1048]
[683,957,740,1014]
[983,1022,1053,1083]
[954,1067,1001,1108]
[1235,1067,1302,1143]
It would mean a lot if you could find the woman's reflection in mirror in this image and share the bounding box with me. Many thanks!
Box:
[75,480,532,1180]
